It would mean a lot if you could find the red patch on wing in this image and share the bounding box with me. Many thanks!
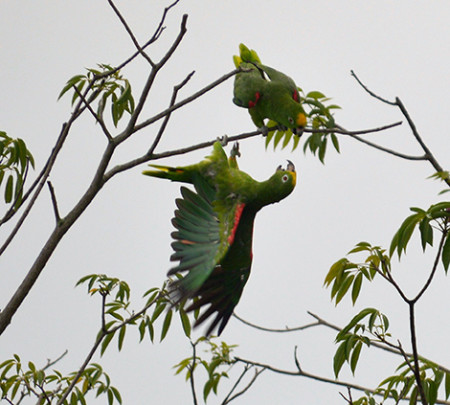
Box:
[292,91,299,102]
[227,203,245,245]
[248,92,261,108]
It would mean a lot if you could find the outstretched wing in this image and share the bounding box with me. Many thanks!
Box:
[167,176,220,293]
[186,260,250,336]
[167,176,240,295]
[167,174,250,335]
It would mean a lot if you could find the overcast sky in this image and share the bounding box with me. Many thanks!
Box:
[1,1,449,403]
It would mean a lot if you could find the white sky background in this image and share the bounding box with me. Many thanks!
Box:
[1,0,449,403]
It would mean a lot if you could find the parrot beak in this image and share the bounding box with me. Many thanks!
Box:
[294,112,307,136]
[286,160,295,172]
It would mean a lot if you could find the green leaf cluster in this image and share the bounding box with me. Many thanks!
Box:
[265,90,341,163]
[333,308,390,377]
[390,202,450,271]
[173,337,237,402]
[0,355,121,405]
[76,274,193,355]
[58,64,135,127]
[356,357,450,405]
[324,242,389,305]
[428,171,450,195]
[0,131,34,207]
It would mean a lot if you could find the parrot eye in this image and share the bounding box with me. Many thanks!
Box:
[282,174,289,183]
[288,117,295,125]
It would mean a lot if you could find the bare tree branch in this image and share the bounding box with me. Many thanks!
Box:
[72,82,112,140]
[189,341,199,405]
[0,10,189,337]
[47,181,61,224]
[234,356,450,405]
[351,70,450,187]
[233,312,321,333]
[350,70,396,106]
[106,0,154,66]
[222,366,265,404]
[147,70,196,157]
[119,14,188,139]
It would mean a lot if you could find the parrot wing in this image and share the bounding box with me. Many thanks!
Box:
[255,62,301,102]
[167,175,246,308]
[233,62,266,109]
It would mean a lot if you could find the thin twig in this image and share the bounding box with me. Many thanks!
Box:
[47,181,61,224]
[72,83,112,140]
[351,70,396,106]
[132,67,240,134]
[57,292,160,405]
[221,365,251,404]
[233,313,321,333]
[106,0,154,66]
[234,357,450,405]
[42,350,68,371]
[118,14,188,141]
[96,0,181,76]
[411,229,448,303]
[223,366,265,404]
[317,121,402,135]
[189,341,199,405]
[293,346,303,373]
[351,70,450,187]
[147,70,196,156]
[409,303,428,405]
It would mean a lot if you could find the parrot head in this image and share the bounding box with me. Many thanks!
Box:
[283,105,307,136]
[258,160,296,207]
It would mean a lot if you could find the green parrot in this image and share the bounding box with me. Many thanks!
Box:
[233,44,307,135]
[143,141,296,335]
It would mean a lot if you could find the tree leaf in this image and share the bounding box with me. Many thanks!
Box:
[419,218,433,251]
[179,310,191,338]
[4,174,14,203]
[101,331,116,356]
[118,325,126,351]
[445,372,450,399]
[160,309,173,341]
[352,273,363,305]
[333,342,347,377]
[306,91,326,99]
[350,341,363,374]
[335,274,354,305]
[58,74,85,100]
[442,234,450,273]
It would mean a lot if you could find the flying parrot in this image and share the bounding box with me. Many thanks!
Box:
[143,141,296,335]
[233,43,307,135]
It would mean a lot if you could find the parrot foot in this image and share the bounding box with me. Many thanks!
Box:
[294,127,305,137]
[216,134,229,146]
[230,142,240,158]
[259,126,269,137]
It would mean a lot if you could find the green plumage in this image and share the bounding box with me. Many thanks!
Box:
[143,142,296,335]
[233,44,307,134]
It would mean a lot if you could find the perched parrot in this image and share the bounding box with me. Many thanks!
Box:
[143,141,296,335]
[233,44,307,135]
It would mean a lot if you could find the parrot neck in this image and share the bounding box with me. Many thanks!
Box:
[249,179,284,210]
